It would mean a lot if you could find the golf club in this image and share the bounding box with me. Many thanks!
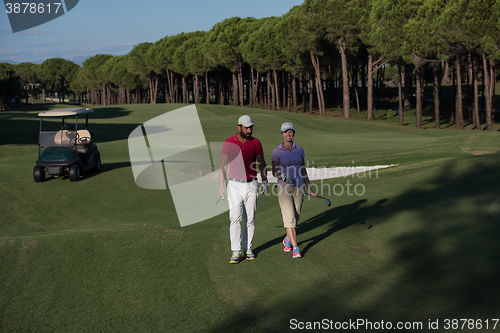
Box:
[305,193,331,206]
[216,193,225,204]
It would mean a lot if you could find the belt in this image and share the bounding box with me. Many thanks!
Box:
[228,177,257,183]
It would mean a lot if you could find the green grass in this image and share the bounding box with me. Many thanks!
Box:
[2,103,500,332]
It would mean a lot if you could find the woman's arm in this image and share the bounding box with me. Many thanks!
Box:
[301,158,316,197]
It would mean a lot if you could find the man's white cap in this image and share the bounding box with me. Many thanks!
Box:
[281,122,295,132]
[238,115,254,127]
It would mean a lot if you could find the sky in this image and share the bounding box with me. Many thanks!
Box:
[0,0,304,66]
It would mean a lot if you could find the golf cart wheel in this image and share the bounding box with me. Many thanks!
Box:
[92,154,101,172]
[33,165,45,182]
[69,164,81,182]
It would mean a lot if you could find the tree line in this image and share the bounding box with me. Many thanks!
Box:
[1,0,499,130]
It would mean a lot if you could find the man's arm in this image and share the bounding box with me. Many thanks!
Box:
[257,154,267,181]
[257,154,268,194]
[219,154,229,197]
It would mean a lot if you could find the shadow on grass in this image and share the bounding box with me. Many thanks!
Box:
[210,154,500,332]
[81,162,131,180]
[253,199,389,258]
[299,199,388,256]
[34,162,131,182]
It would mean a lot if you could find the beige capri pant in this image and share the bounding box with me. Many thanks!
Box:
[277,183,305,228]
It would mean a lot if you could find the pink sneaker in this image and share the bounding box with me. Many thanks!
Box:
[293,246,301,258]
[283,237,292,252]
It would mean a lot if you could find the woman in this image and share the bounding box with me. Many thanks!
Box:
[272,122,316,258]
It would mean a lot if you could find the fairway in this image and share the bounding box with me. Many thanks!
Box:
[1,104,500,332]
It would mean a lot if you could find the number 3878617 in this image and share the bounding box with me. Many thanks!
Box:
[5,3,62,14]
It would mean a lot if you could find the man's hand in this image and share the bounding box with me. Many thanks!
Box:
[281,173,292,184]
[260,179,268,194]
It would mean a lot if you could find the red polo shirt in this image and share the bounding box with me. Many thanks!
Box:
[222,134,263,180]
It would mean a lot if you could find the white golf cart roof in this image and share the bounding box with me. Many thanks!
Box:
[38,108,94,117]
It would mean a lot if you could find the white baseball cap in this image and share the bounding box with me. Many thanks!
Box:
[238,115,254,127]
[281,122,295,132]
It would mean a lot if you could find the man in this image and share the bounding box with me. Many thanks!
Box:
[219,115,268,264]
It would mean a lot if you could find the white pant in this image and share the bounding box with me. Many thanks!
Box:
[227,179,258,252]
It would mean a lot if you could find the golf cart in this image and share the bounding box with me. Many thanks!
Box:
[33,108,101,182]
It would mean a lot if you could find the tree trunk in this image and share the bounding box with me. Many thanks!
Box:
[433,65,440,129]
[283,72,287,112]
[249,67,254,108]
[238,56,244,107]
[218,72,225,105]
[174,75,179,103]
[361,63,367,111]
[273,70,280,111]
[287,73,292,112]
[310,51,325,116]
[354,81,360,114]
[415,67,422,129]
[353,61,360,114]
[309,74,314,115]
[255,71,260,108]
[455,57,464,129]
[442,61,451,84]
[473,55,480,130]
[148,75,152,104]
[404,63,411,110]
[268,71,274,110]
[398,59,404,126]
[467,52,473,124]
[30,84,34,104]
[490,60,496,125]
[181,75,187,103]
[164,81,169,104]
[450,69,455,124]
[259,73,264,107]
[193,75,199,104]
[165,70,171,103]
[232,71,238,106]
[102,84,106,106]
[483,53,492,131]
[118,86,123,105]
[367,54,374,119]
[481,77,485,121]
[315,72,324,116]
[338,37,350,118]
[153,75,159,104]
[205,70,210,104]
[148,75,156,104]
[292,74,298,113]
[171,72,176,103]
